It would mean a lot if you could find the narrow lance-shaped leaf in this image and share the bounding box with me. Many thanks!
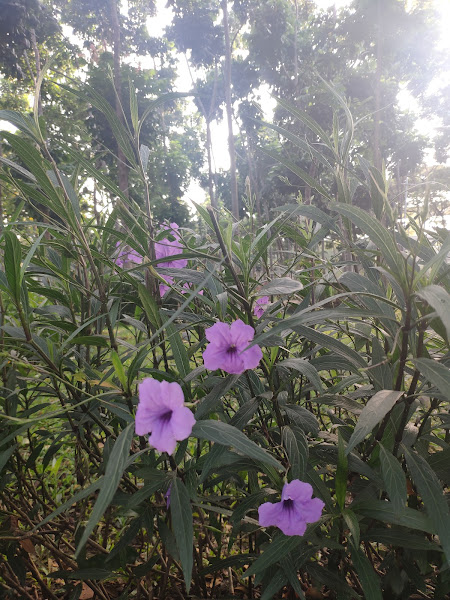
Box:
[350,546,383,600]
[259,278,303,295]
[170,478,193,593]
[4,232,22,302]
[346,390,403,455]
[336,429,348,510]
[282,425,308,480]
[192,420,283,470]
[403,445,450,565]
[75,423,134,557]
[379,444,406,512]
[413,358,450,402]
[416,285,450,341]
[333,203,406,283]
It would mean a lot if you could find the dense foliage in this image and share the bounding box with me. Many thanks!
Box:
[0,74,450,599]
[1,0,450,598]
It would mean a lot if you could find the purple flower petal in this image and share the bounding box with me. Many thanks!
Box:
[300,497,325,523]
[203,320,262,375]
[258,500,283,528]
[241,344,264,370]
[230,319,255,346]
[135,379,195,454]
[281,480,313,502]
[148,418,177,454]
[205,322,234,346]
[170,405,196,440]
[258,479,324,537]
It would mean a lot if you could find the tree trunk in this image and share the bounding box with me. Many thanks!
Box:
[110,0,129,196]
[222,0,239,220]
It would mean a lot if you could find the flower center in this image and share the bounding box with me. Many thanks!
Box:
[227,344,238,355]
[159,410,173,424]
[283,498,295,511]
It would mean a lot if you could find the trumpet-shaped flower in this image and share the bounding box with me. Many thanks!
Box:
[203,320,263,375]
[135,379,195,455]
[155,223,187,269]
[258,480,324,537]
[254,296,270,318]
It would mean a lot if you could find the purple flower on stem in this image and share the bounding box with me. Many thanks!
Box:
[155,223,188,269]
[254,296,270,318]
[135,379,195,455]
[115,241,142,268]
[203,319,263,375]
[258,480,324,537]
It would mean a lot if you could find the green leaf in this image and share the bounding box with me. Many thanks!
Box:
[0,109,41,141]
[403,445,450,565]
[21,230,47,280]
[166,322,190,380]
[363,527,441,552]
[195,374,240,420]
[274,95,334,152]
[291,325,367,369]
[244,533,302,577]
[282,405,319,436]
[75,423,134,557]
[34,479,103,531]
[278,358,323,393]
[333,203,405,282]
[0,154,37,181]
[282,425,308,479]
[379,445,406,512]
[413,358,450,401]
[336,430,348,510]
[353,500,435,534]
[138,283,161,329]
[0,445,16,474]
[260,570,288,600]
[111,350,127,388]
[350,546,382,600]
[416,285,450,341]
[192,420,283,470]
[261,147,332,200]
[50,568,113,581]
[259,277,303,295]
[346,390,403,455]
[3,231,22,301]
[343,509,360,547]
[170,478,193,593]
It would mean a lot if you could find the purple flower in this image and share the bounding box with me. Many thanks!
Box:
[115,242,142,268]
[254,296,270,318]
[203,320,263,375]
[135,379,195,455]
[258,480,324,537]
[155,223,187,269]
